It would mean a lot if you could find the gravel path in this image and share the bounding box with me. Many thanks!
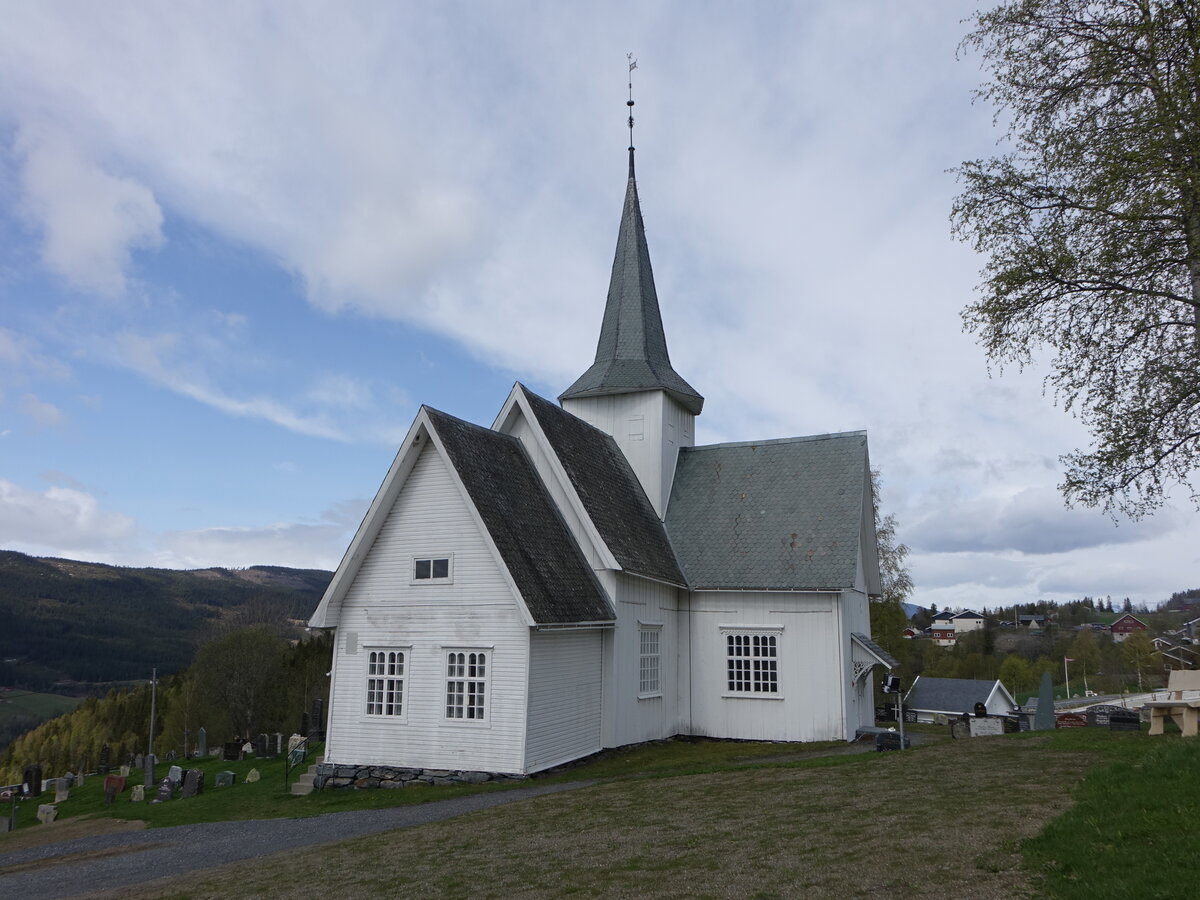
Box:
[0,781,592,899]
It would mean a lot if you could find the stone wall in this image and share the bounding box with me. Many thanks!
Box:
[314,763,526,790]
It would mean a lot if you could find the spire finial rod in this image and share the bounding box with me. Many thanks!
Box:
[626,53,637,155]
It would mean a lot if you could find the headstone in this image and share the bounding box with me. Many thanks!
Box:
[168,765,183,786]
[224,741,242,761]
[1087,704,1128,727]
[73,772,85,788]
[98,743,111,775]
[241,741,253,757]
[215,770,236,788]
[130,784,145,802]
[245,767,260,783]
[54,779,70,804]
[874,731,910,751]
[104,785,117,806]
[311,698,325,739]
[143,753,156,788]
[166,750,177,762]
[103,774,126,796]
[288,734,305,753]
[181,769,204,798]
[933,713,948,726]
[273,733,284,756]
[256,733,269,758]
[1055,712,1089,728]
[119,765,131,778]
[968,717,1005,737]
[1034,672,1056,731]
[153,777,173,803]
[197,727,208,757]
[23,764,43,797]
[1109,709,1141,732]
[134,753,144,770]
[37,804,57,824]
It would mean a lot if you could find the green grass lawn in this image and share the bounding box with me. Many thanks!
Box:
[6,729,1199,898]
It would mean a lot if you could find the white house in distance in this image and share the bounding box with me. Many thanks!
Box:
[307,143,893,783]
[903,676,1018,724]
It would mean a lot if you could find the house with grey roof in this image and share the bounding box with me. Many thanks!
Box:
[903,676,1018,724]
[308,140,890,779]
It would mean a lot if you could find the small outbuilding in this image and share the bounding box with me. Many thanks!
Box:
[903,676,1018,724]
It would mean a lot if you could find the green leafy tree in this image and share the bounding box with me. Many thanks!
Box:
[1120,629,1161,690]
[953,0,1200,517]
[999,653,1035,696]
[192,626,289,741]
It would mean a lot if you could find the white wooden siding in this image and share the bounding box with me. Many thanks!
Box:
[602,573,688,747]
[688,591,847,741]
[325,442,531,774]
[524,630,604,772]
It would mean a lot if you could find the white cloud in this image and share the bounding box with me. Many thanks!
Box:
[0,478,136,555]
[19,393,65,427]
[14,123,163,295]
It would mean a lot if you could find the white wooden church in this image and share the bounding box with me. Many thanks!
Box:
[308,144,894,779]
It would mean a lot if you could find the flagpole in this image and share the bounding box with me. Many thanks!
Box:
[1063,656,1071,700]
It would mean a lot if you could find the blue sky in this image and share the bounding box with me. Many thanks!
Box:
[1,1,1197,609]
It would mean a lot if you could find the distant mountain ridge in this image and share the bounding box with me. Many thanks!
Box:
[0,550,332,690]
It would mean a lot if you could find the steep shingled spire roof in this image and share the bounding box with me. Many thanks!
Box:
[559,149,704,415]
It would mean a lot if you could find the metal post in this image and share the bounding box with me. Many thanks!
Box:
[897,688,906,751]
[148,667,157,758]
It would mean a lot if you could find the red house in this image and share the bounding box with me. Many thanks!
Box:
[1110,613,1148,643]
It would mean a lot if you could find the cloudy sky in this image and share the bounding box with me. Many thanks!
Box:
[1,1,1196,610]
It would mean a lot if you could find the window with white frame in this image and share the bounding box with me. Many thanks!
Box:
[726,632,779,694]
[365,649,405,716]
[639,626,661,696]
[412,556,452,582]
[445,650,488,720]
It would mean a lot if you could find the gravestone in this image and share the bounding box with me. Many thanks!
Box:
[951,719,971,740]
[37,804,57,824]
[23,764,44,797]
[241,741,253,758]
[166,750,177,762]
[134,753,144,770]
[215,770,236,788]
[181,769,204,798]
[874,731,910,751]
[73,772,85,788]
[1109,709,1141,732]
[1034,672,1056,731]
[119,765,131,778]
[54,778,70,803]
[103,774,126,796]
[197,727,208,758]
[968,717,1005,737]
[63,771,75,789]
[98,743,111,775]
[104,785,117,806]
[1055,712,1089,728]
[288,734,305,753]
[168,765,183,786]
[245,767,260,783]
[153,777,174,803]
[224,741,242,762]
[143,753,156,788]
[933,713,948,726]
[256,733,269,758]
[1087,704,1128,727]
[130,784,145,802]
[311,698,325,740]
[273,733,284,756]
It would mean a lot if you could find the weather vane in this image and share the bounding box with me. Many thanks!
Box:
[627,53,637,150]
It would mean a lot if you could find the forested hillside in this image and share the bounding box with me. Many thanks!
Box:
[0,551,332,689]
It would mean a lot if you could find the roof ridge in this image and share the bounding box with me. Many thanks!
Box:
[685,430,868,452]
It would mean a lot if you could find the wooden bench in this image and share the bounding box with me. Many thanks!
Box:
[1145,669,1200,737]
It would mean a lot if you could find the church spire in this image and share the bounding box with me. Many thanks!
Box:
[559,78,704,416]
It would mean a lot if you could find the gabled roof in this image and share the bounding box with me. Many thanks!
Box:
[1111,613,1148,628]
[424,408,614,625]
[932,610,956,621]
[953,609,983,620]
[664,431,870,591]
[851,632,899,669]
[517,385,686,587]
[309,406,613,629]
[903,676,1017,714]
[559,150,703,415]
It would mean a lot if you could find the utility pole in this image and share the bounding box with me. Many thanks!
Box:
[148,667,157,758]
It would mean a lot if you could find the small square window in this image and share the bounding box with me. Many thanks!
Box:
[413,556,452,582]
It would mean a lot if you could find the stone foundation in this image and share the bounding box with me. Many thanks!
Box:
[314,763,526,790]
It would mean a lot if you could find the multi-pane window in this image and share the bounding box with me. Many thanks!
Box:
[366,650,405,716]
[726,633,779,693]
[639,626,661,696]
[413,556,451,581]
[446,650,487,720]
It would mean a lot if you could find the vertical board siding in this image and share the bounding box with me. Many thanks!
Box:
[326,443,531,774]
[604,573,687,747]
[688,591,847,742]
[524,630,604,772]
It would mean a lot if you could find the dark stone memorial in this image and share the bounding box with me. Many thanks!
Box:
[256,733,269,758]
[1055,712,1089,728]
[98,743,111,776]
[153,776,174,803]
[23,764,43,798]
[166,750,177,762]
[874,732,910,751]
[215,770,236,788]
[181,768,204,798]
[1034,673,1056,731]
[1109,708,1141,732]
[143,753,156,788]
[224,741,243,761]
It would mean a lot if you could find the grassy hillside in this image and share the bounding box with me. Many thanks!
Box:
[0,689,84,752]
[0,551,331,689]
